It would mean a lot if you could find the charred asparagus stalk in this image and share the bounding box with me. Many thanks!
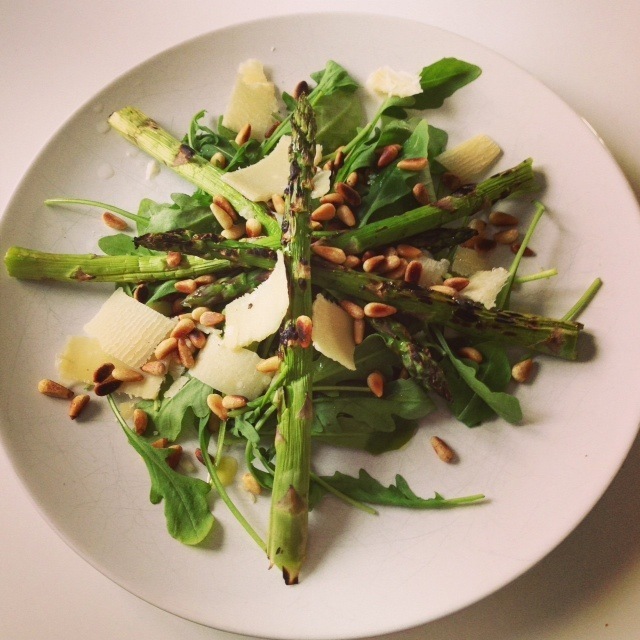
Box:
[267,94,316,584]
[183,269,269,308]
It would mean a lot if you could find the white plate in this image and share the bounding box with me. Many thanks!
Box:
[1,13,639,640]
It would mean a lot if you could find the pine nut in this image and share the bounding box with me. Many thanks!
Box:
[489,210,518,226]
[362,254,386,273]
[188,329,207,350]
[323,160,334,172]
[133,283,149,303]
[353,318,365,345]
[195,274,216,286]
[152,438,169,449]
[363,302,397,318]
[367,371,385,398]
[475,237,497,253]
[361,250,375,262]
[69,394,90,420]
[339,300,364,319]
[235,123,252,146]
[38,379,74,399]
[194,448,207,465]
[166,445,183,469]
[213,195,238,222]
[343,255,361,269]
[171,298,186,315]
[311,244,347,264]
[207,393,228,421]
[412,182,431,205]
[93,362,115,384]
[512,358,534,383]
[133,408,148,435]
[293,80,309,100]
[336,204,356,227]
[441,172,462,191]
[177,338,195,368]
[346,171,359,188]
[333,147,345,169]
[264,121,280,140]
[163,251,181,269]
[102,212,128,231]
[171,317,196,339]
[93,378,122,396]
[386,261,408,280]
[384,246,397,257]
[510,243,536,257]
[320,193,344,206]
[256,355,280,373]
[175,279,197,294]
[141,360,167,376]
[111,368,144,383]
[296,315,313,348]
[379,255,401,274]
[429,285,458,297]
[397,157,428,171]
[396,244,422,259]
[210,202,234,230]
[154,337,178,360]
[210,152,227,168]
[494,228,519,244]
[404,260,423,284]
[377,144,402,168]
[311,203,336,222]
[245,218,263,238]
[241,472,262,496]
[431,436,455,463]
[335,182,361,207]
[221,223,246,240]
[468,219,487,234]
[199,311,225,327]
[457,346,483,363]
[222,395,248,410]
[271,193,286,215]
[191,306,210,323]
[443,277,470,291]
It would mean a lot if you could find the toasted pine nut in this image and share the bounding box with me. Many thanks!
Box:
[343,255,361,269]
[361,250,375,262]
[133,408,148,435]
[441,172,462,191]
[210,202,234,230]
[311,203,336,222]
[489,210,519,226]
[271,193,286,215]
[386,261,408,279]
[162,251,181,269]
[102,212,129,231]
[213,195,238,222]
[256,355,280,373]
[152,438,169,449]
[222,395,248,410]
[363,302,397,318]
[69,394,90,420]
[384,246,397,257]
[346,171,359,188]
[207,393,228,421]
[320,192,344,206]
[335,182,361,207]
[235,123,252,146]
[412,182,431,205]
[93,378,122,396]
[221,223,246,240]
[177,338,195,368]
[194,448,207,465]
[510,243,536,257]
[379,255,402,274]
[111,368,144,383]
[175,279,197,294]
[396,244,422,260]
[241,472,262,496]
[154,337,178,360]
[171,298,187,315]
[93,362,115,384]
[191,306,210,323]
[443,277,470,291]
[195,274,216,286]
[293,80,309,100]
[367,371,385,398]
[323,159,334,172]
[468,219,487,234]
[339,300,364,319]
[336,204,356,227]
[199,311,225,327]
[171,317,196,339]
[166,445,183,469]
[397,157,428,171]
[512,358,534,383]
[133,283,149,303]
[457,346,483,363]
[188,329,207,350]
[264,121,280,139]
[429,285,458,297]
[404,260,423,284]
[296,315,313,348]
[245,218,263,238]
[475,237,497,253]
[494,228,519,245]
[210,152,227,168]
[353,318,365,345]
[377,144,402,168]
[141,360,167,376]
[362,254,386,273]
[38,379,74,399]
[431,436,455,463]
[311,244,347,264]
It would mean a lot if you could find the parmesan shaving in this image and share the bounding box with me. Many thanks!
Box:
[417,256,450,288]
[366,66,421,98]
[436,134,502,183]
[462,267,509,309]
[312,294,356,371]
[312,169,332,199]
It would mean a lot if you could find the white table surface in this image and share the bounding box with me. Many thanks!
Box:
[1,2,639,639]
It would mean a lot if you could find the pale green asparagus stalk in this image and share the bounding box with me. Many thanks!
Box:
[267,93,316,584]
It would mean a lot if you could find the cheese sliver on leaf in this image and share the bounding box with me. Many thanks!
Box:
[84,288,176,369]
[224,251,288,348]
[312,294,356,371]
[56,335,164,400]
[221,59,279,142]
[312,169,331,199]
[436,134,502,183]
[190,333,272,400]
[462,267,509,309]
[366,66,421,98]
[221,136,290,202]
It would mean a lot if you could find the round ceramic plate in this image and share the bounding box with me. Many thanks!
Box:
[1,13,639,640]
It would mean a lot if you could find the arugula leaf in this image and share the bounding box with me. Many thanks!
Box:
[320,469,484,508]
[137,377,213,441]
[140,192,218,235]
[109,397,214,545]
[98,233,145,256]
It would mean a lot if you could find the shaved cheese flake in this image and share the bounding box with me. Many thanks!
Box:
[224,251,288,348]
[190,333,272,400]
[451,247,490,277]
[119,375,164,401]
[436,134,502,183]
[462,267,509,309]
[221,136,290,202]
[84,289,176,369]
[312,294,356,371]
[418,257,450,288]
[221,59,279,142]
[312,169,331,199]
[366,66,421,98]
